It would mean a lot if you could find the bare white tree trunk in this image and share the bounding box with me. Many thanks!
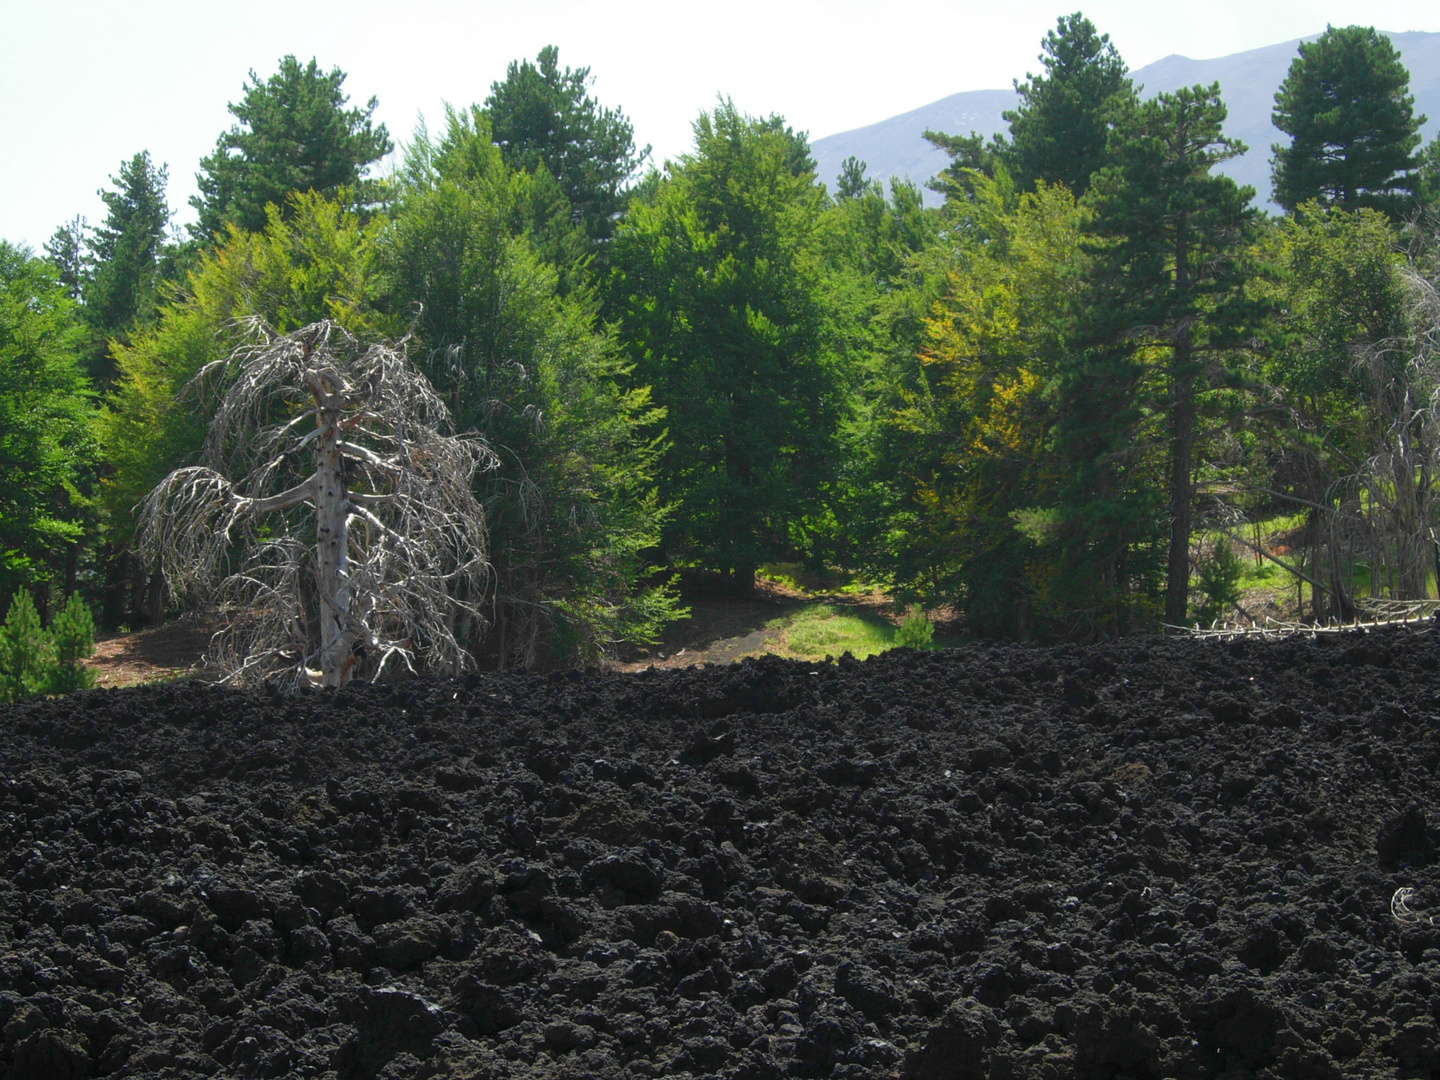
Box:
[139,320,494,689]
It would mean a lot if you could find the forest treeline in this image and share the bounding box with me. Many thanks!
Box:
[7,16,1440,668]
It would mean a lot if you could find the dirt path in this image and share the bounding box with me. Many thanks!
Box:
[87,581,902,684]
[86,618,216,687]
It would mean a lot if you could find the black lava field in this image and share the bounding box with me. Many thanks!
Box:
[7,629,1440,1080]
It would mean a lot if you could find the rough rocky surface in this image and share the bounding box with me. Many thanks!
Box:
[5,627,1440,1078]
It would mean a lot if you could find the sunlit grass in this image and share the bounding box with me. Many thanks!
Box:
[764,602,899,660]
[757,562,887,597]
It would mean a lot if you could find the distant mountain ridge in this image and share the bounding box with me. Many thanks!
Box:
[812,30,1440,211]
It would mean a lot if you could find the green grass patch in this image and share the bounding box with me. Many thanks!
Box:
[765,603,897,660]
[757,562,887,597]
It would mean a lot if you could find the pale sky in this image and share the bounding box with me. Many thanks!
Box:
[1,0,1437,250]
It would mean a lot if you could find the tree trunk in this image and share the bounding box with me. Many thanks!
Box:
[146,570,165,627]
[314,395,355,687]
[1164,338,1196,627]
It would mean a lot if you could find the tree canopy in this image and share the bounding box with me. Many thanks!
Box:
[192,56,392,239]
[1271,25,1426,217]
[608,100,842,590]
[14,19,1440,671]
[485,45,647,249]
[1001,12,1134,195]
[0,243,94,601]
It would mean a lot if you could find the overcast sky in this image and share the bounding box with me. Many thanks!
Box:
[2,0,1437,250]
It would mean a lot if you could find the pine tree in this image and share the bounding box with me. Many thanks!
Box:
[1272,26,1426,218]
[192,56,391,239]
[1078,84,1259,628]
[485,45,646,250]
[85,151,171,385]
[43,216,87,302]
[0,589,54,703]
[1002,12,1134,196]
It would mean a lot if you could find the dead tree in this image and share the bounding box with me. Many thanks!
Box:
[139,320,494,688]
[1334,259,1440,604]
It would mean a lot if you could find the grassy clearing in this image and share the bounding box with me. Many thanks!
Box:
[763,603,898,660]
[759,602,953,660]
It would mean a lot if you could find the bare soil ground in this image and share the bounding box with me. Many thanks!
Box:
[614,581,901,671]
[87,619,217,688]
[87,584,903,686]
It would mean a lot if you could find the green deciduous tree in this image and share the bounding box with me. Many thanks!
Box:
[0,243,94,605]
[609,101,844,591]
[883,173,1086,637]
[192,56,392,240]
[1271,26,1426,218]
[485,45,646,250]
[1261,204,1412,617]
[381,107,680,666]
[817,165,940,579]
[95,192,382,626]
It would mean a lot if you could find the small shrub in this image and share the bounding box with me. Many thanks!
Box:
[48,591,97,694]
[0,589,55,703]
[0,588,97,702]
[894,607,934,650]
[1193,540,1245,626]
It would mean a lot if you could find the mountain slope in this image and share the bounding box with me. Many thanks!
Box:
[813,30,1440,210]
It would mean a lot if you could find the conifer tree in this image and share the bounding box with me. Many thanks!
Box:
[1271,26,1425,218]
[1002,12,1133,196]
[1076,84,1258,629]
[85,152,171,384]
[485,46,646,250]
[192,56,391,239]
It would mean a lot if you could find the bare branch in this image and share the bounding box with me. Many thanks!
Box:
[139,319,497,689]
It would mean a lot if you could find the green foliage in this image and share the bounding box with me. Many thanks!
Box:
[0,243,94,599]
[85,152,172,383]
[0,588,97,701]
[924,14,1133,202]
[192,56,392,240]
[48,591,97,693]
[608,100,843,586]
[1269,203,1406,406]
[0,589,54,702]
[893,607,935,649]
[485,46,647,250]
[1418,135,1440,212]
[1077,83,1259,628]
[866,173,1085,637]
[1192,540,1245,627]
[1271,26,1425,217]
[96,192,383,547]
[43,216,87,301]
[382,108,681,666]
[1258,204,1407,549]
[1000,12,1133,195]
